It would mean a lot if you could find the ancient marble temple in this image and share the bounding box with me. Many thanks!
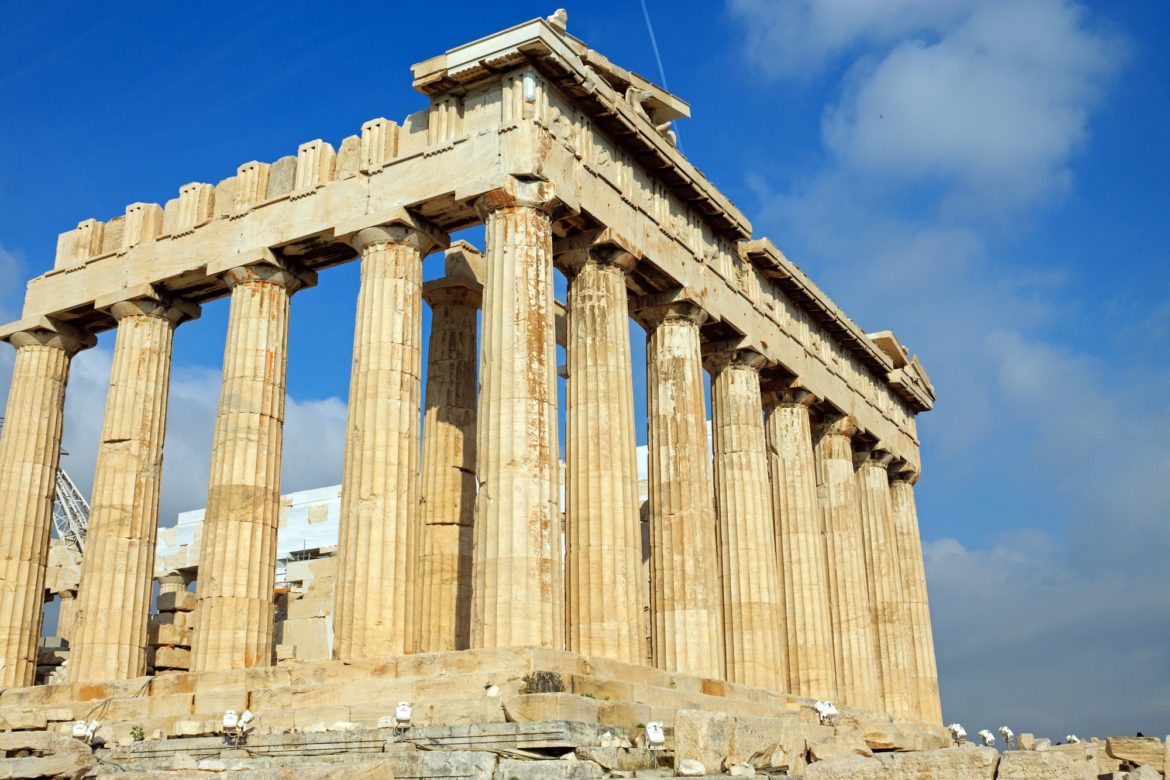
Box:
[0,13,940,727]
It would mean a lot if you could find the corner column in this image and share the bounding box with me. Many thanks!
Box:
[191,258,315,672]
[333,215,447,661]
[890,467,943,724]
[707,348,784,690]
[640,299,723,678]
[70,295,199,682]
[814,413,880,709]
[471,178,563,649]
[416,246,481,653]
[0,322,93,687]
[562,231,646,664]
[763,385,837,699]
[856,446,913,718]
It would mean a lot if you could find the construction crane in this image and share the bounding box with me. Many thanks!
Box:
[0,417,89,553]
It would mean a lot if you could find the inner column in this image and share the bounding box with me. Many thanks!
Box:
[191,259,314,672]
[708,348,785,690]
[416,245,481,653]
[70,295,198,682]
[0,323,93,687]
[471,178,563,650]
[641,299,723,679]
[333,216,446,661]
[562,231,646,664]
[815,413,880,710]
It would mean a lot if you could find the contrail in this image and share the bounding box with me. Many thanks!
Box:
[639,0,681,148]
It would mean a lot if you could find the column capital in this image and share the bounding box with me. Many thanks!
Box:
[854,446,895,470]
[890,463,921,485]
[96,286,201,327]
[703,345,766,376]
[632,289,709,329]
[348,208,449,256]
[422,279,482,309]
[218,252,317,294]
[0,316,95,355]
[762,380,818,410]
[474,176,568,217]
[555,227,641,275]
[815,412,857,439]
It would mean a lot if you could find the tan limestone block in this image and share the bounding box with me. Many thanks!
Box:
[1106,737,1165,770]
[997,749,1096,780]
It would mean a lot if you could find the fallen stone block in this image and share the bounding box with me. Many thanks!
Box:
[0,730,95,780]
[1108,737,1165,771]
[1128,766,1161,780]
[997,749,1097,780]
[808,736,873,762]
[497,757,604,778]
[0,707,49,730]
[805,745,999,780]
[574,746,658,771]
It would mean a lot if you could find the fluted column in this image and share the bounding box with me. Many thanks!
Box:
[191,259,314,672]
[708,349,784,690]
[0,322,92,687]
[471,178,563,649]
[890,467,943,724]
[641,300,723,678]
[71,295,198,682]
[563,233,646,664]
[856,447,913,718]
[763,385,837,699]
[814,414,879,709]
[333,216,446,661]
[416,247,481,653]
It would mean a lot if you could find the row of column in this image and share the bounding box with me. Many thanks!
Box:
[0,179,940,726]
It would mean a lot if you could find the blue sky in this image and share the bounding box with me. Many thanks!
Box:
[2,1,1167,740]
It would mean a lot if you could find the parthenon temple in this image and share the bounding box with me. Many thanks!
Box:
[0,12,951,776]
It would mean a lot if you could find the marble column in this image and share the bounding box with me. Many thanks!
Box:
[856,446,913,719]
[563,234,646,664]
[0,322,92,687]
[890,467,943,724]
[416,251,481,653]
[641,300,723,678]
[191,259,314,672]
[471,178,563,649]
[814,413,880,710]
[333,217,446,661]
[763,386,837,700]
[708,349,784,690]
[71,295,198,682]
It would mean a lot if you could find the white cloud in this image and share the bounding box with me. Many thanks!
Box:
[734,0,1123,213]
